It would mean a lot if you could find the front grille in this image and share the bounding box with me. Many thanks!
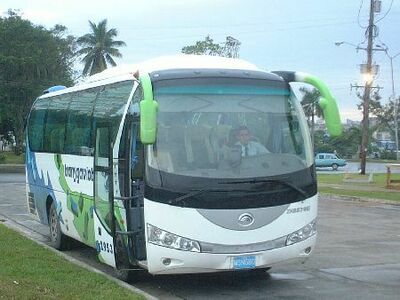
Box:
[200,235,287,254]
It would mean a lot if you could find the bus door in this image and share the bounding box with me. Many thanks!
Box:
[93,122,116,267]
[113,118,146,269]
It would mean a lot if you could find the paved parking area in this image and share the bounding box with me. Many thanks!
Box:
[1,174,400,299]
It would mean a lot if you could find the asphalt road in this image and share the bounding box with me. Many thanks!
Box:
[1,173,400,299]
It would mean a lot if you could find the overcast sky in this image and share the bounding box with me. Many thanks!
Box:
[2,0,400,121]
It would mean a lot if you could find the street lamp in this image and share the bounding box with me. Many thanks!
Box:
[362,72,374,85]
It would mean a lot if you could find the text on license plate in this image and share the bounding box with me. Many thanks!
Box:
[233,255,256,269]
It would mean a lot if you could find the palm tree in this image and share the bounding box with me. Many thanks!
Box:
[76,19,126,76]
[300,87,323,146]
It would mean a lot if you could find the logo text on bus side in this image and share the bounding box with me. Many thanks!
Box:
[64,165,94,183]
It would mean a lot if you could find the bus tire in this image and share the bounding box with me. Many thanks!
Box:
[114,233,136,282]
[115,269,134,282]
[49,201,69,250]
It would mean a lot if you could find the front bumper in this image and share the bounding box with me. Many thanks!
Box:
[145,234,317,275]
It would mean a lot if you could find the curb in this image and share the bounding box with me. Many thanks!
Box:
[0,164,25,173]
[0,216,158,300]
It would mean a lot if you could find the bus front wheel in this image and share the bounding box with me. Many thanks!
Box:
[115,269,135,282]
[49,201,69,250]
[114,233,136,282]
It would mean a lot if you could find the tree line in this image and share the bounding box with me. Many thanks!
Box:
[300,87,400,159]
[0,16,235,155]
[0,11,125,153]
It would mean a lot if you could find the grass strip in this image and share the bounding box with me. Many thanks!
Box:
[317,173,400,185]
[0,151,25,164]
[318,173,400,188]
[317,173,400,201]
[0,224,143,300]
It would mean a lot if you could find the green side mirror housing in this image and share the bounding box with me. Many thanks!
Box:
[318,97,342,137]
[300,73,342,136]
[272,71,343,137]
[139,73,158,144]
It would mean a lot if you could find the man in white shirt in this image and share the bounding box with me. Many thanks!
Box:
[235,126,269,157]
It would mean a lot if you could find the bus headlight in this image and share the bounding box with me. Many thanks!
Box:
[147,224,201,252]
[286,219,317,246]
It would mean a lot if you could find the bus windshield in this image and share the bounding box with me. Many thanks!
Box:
[146,77,313,184]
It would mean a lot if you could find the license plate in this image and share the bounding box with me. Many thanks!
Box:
[233,255,256,269]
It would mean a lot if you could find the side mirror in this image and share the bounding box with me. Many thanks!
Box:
[272,71,343,137]
[318,96,342,137]
[139,73,158,144]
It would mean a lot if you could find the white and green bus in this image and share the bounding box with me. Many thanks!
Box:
[26,55,341,279]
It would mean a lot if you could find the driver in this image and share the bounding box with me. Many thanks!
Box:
[235,126,269,157]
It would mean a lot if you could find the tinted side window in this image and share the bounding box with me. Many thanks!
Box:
[132,84,143,104]
[65,89,97,156]
[28,98,50,151]
[44,95,71,153]
[93,81,134,147]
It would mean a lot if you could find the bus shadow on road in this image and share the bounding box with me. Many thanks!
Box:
[132,269,316,298]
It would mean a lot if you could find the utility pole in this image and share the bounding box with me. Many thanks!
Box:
[359,0,375,175]
[336,1,396,163]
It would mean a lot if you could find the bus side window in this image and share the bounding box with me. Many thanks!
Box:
[93,81,133,147]
[28,98,50,152]
[96,127,110,158]
[44,95,70,153]
[65,89,97,156]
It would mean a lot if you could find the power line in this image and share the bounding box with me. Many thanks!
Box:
[118,15,363,32]
[358,0,368,28]
[128,20,359,42]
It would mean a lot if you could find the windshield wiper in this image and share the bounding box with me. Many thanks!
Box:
[168,187,247,206]
[218,179,307,197]
[168,189,208,205]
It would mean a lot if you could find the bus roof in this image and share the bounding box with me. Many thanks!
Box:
[83,55,262,84]
[39,55,268,98]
